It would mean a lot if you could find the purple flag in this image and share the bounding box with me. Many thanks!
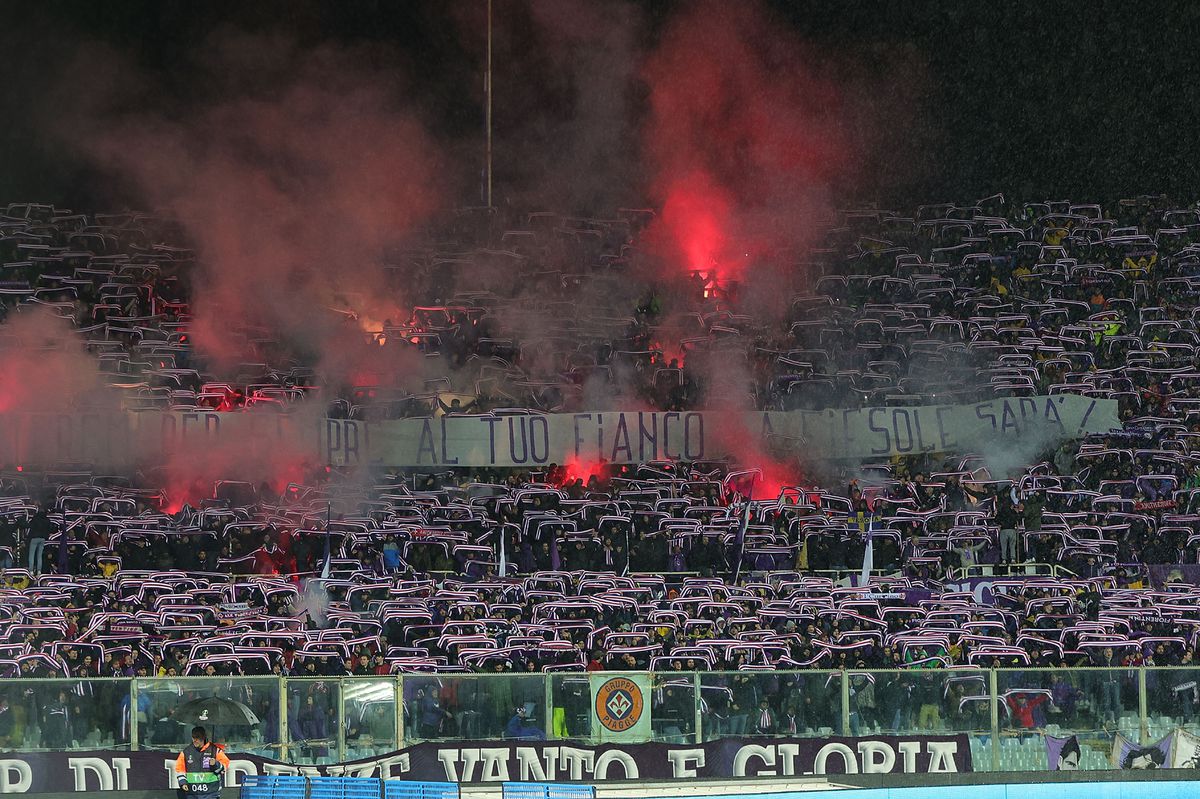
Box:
[1045,733,1080,770]
[1111,731,1173,769]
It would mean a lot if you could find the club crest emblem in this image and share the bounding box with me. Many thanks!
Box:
[594,677,643,732]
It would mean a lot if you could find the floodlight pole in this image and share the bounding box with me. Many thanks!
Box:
[486,0,493,209]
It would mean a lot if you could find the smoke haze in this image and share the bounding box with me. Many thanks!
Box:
[0,0,930,495]
[59,33,447,385]
[0,308,112,415]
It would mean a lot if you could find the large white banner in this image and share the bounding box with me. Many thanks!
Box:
[0,395,1118,469]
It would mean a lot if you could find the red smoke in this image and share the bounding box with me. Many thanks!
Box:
[0,310,120,470]
[641,0,848,294]
[659,171,734,280]
[636,0,855,487]
[149,405,324,514]
[158,458,313,515]
[715,421,801,502]
[751,461,796,501]
[695,338,804,503]
[73,36,445,386]
[560,457,608,486]
[0,310,107,415]
[40,35,444,497]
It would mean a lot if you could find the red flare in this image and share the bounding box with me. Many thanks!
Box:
[660,171,735,280]
[558,457,607,486]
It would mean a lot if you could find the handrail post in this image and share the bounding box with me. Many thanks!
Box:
[396,673,405,749]
[840,670,850,737]
[337,679,347,764]
[1138,667,1148,745]
[279,675,288,762]
[989,668,1000,772]
[544,673,554,740]
[130,677,139,752]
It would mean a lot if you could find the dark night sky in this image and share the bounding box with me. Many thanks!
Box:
[3,0,1200,211]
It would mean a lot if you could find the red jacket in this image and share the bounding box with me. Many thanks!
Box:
[1006,694,1048,728]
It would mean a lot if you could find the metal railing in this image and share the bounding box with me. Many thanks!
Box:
[3,667,1197,772]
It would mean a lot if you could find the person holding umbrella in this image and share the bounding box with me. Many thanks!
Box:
[174,726,230,798]
[172,695,261,750]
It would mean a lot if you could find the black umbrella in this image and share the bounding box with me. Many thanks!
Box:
[174,697,260,726]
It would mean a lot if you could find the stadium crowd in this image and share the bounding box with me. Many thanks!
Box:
[2,195,1200,752]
